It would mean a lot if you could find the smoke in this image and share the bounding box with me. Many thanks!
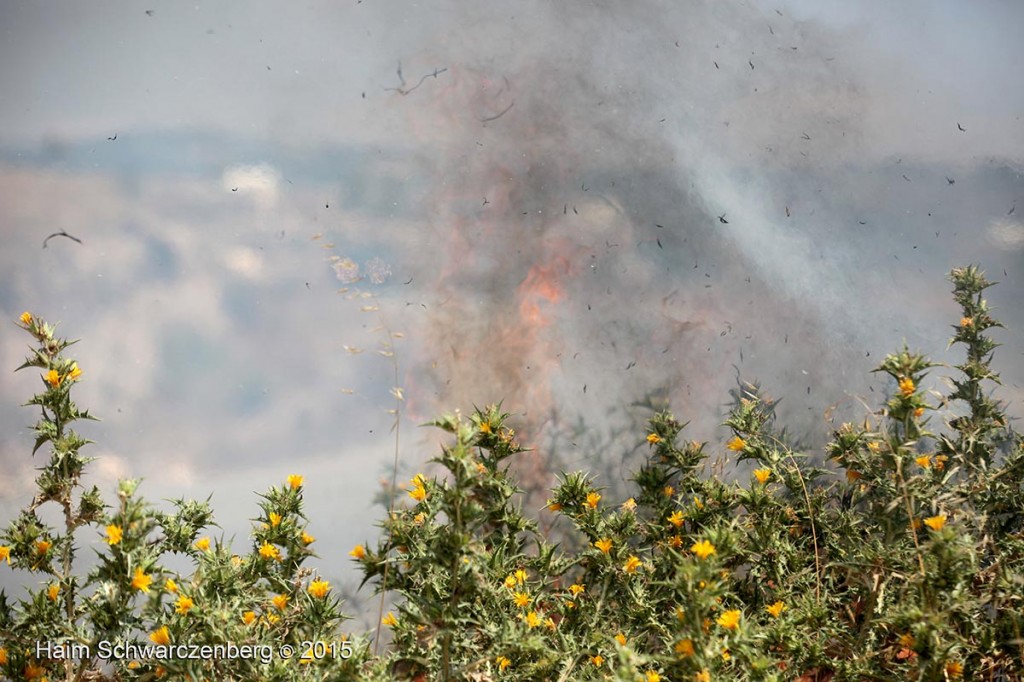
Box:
[365,1,877,471]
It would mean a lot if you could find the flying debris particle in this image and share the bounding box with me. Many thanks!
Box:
[583,384,587,394]
[581,182,588,192]
[714,61,719,69]
[801,132,810,140]
[902,175,911,182]
[145,9,154,15]
[340,389,355,395]
[1009,205,1016,216]
[573,206,578,214]
[784,334,788,344]
[946,177,955,185]
[656,238,663,249]
[859,221,867,225]
[625,361,636,370]
[231,187,238,191]
[957,122,966,132]
[107,133,117,141]
[305,282,310,290]
[343,345,364,354]
[403,277,413,285]
[717,213,728,224]
[785,206,790,217]
[42,230,82,249]
[749,59,755,69]
[480,101,514,123]
[386,62,448,96]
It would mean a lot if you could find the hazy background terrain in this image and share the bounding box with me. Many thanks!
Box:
[2,0,1022,622]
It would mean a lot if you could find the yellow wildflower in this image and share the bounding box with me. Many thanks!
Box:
[513,591,530,608]
[960,317,973,328]
[898,633,915,648]
[259,543,280,561]
[899,377,915,397]
[409,481,427,502]
[663,485,674,498]
[914,407,925,418]
[621,497,637,511]
[924,514,947,531]
[105,525,123,546]
[503,574,517,589]
[131,568,153,593]
[623,555,642,574]
[766,601,786,618]
[591,654,604,666]
[0,546,9,564]
[846,470,862,482]
[647,433,662,444]
[381,612,397,627]
[668,510,685,527]
[269,512,282,527]
[669,534,683,548]
[194,537,211,552]
[586,492,601,509]
[911,518,923,531]
[645,671,661,682]
[164,578,178,594]
[594,538,613,554]
[287,474,304,489]
[349,544,366,559]
[175,595,194,615]
[934,455,949,471]
[915,455,932,469]
[68,362,82,381]
[547,502,562,512]
[308,580,330,598]
[693,496,704,510]
[495,655,510,670]
[242,611,256,625]
[149,626,171,645]
[545,617,556,630]
[691,539,716,559]
[727,436,746,451]
[128,660,141,669]
[413,512,426,525]
[614,633,627,646]
[301,531,315,545]
[717,609,741,630]
[569,583,585,597]
[867,441,881,453]
[695,671,711,682]
[45,369,61,387]
[47,583,59,601]
[20,312,33,325]
[35,539,51,555]
[721,649,731,661]
[523,611,541,628]
[24,662,46,679]
[753,468,771,484]
[675,639,695,657]
[945,660,963,678]
[515,568,527,584]
[272,594,289,611]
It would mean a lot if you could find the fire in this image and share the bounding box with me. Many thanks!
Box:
[518,256,569,326]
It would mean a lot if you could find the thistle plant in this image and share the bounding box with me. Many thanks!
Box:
[4,264,1022,682]
[1,314,371,681]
